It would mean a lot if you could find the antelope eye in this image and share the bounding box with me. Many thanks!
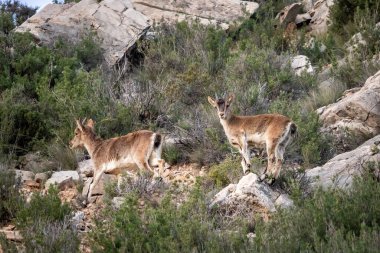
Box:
[226,105,229,108]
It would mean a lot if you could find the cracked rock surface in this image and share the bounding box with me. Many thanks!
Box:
[306,134,380,189]
[317,70,380,152]
[123,0,259,29]
[15,0,150,66]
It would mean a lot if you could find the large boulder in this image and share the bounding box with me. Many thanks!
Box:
[45,171,80,190]
[276,2,302,26]
[309,0,334,35]
[130,0,259,29]
[210,173,293,213]
[306,134,380,189]
[291,55,314,76]
[15,0,150,66]
[14,170,34,182]
[77,159,94,178]
[318,70,380,152]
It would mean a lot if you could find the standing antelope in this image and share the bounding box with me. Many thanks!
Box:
[208,93,297,183]
[69,119,165,200]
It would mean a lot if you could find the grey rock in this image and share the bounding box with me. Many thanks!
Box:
[35,172,48,183]
[276,3,302,26]
[45,171,80,190]
[306,134,380,189]
[131,0,259,30]
[309,0,334,35]
[275,194,294,209]
[295,13,312,26]
[14,170,35,182]
[77,159,93,177]
[15,0,150,66]
[112,197,125,208]
[210,173,293,213]
[318,70,380,152]
[291,55,314,76]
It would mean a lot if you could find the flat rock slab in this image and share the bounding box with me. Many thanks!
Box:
[45,171,80,190]
[15,0,150,66]
[210,173,293,213]
[318,70,380,151]
[131,0,259,29]
[14,170,35,182]
[306,134,380,189]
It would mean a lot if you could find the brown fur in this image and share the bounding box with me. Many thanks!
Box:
[70,119,164,200]
[208,94,297,182]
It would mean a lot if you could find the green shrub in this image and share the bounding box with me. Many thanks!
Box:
[0,167,23,225]
[208,157,242,188]
[163,146,182,165]
[90,182,248,253]
[16,186,71,227]
[14,186,79,252]
[253,170,380,253]
[330,0,380,40]
[22,218,79,253]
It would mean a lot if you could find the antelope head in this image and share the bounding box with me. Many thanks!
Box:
[69,118,96,149]
[207,93,235,120]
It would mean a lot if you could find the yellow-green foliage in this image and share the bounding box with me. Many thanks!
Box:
[208,157,241,187]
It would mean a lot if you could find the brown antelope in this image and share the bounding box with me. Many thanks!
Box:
[69,119,164,200]
[208,93,297,183]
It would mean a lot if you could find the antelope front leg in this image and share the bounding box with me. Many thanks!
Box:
[241,133,251,174]
[88,169,104,201]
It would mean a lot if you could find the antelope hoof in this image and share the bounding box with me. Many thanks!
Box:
[154,176,163,182]
[259,174,267,182]
[266,177,275,185]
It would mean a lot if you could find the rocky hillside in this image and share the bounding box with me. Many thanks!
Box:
[1,0,380,252]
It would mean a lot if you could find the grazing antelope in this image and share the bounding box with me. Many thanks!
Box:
[69,119,164,200]
[208,93,297,183]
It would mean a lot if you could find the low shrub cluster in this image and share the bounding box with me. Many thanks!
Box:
[0,186,79,253]
[91,169,380,253]
[0,167,23,225]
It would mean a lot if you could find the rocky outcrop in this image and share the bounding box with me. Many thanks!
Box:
[77,159,93,177]
[318,70,380,152]
[291,55,314,76]
[306,134,380,189]
[131,0,259,29]
[15,0,150,66]
[14,169,34,182]
[16,0,260,66]
[276,3,302,26]
[309,0,334,34]
[45,171,80,190]
[210,173,293,213]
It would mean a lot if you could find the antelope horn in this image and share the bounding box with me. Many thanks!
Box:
[223,91,227,99]
[76,118,84,132]
[81,117,87,125]
[215,93,219,100]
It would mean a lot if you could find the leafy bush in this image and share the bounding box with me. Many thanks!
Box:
[0,166,23,225]
[90,182,248,253]
[253,170,380,252]
[207,156,242,188]
[330,0,380,40]
[14,187,79,252]
[22,218,79,253]
[16,186,71,227]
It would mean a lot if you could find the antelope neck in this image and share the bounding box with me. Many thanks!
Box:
[83,136,103,157]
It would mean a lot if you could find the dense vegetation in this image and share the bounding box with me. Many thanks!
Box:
[88,169,380,253]
[0,0,380,252]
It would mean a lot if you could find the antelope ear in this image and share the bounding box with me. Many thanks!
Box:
[86,119,95,129]
[207,96,217,107]
[227,93,235,104]
[76,119,84,132]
